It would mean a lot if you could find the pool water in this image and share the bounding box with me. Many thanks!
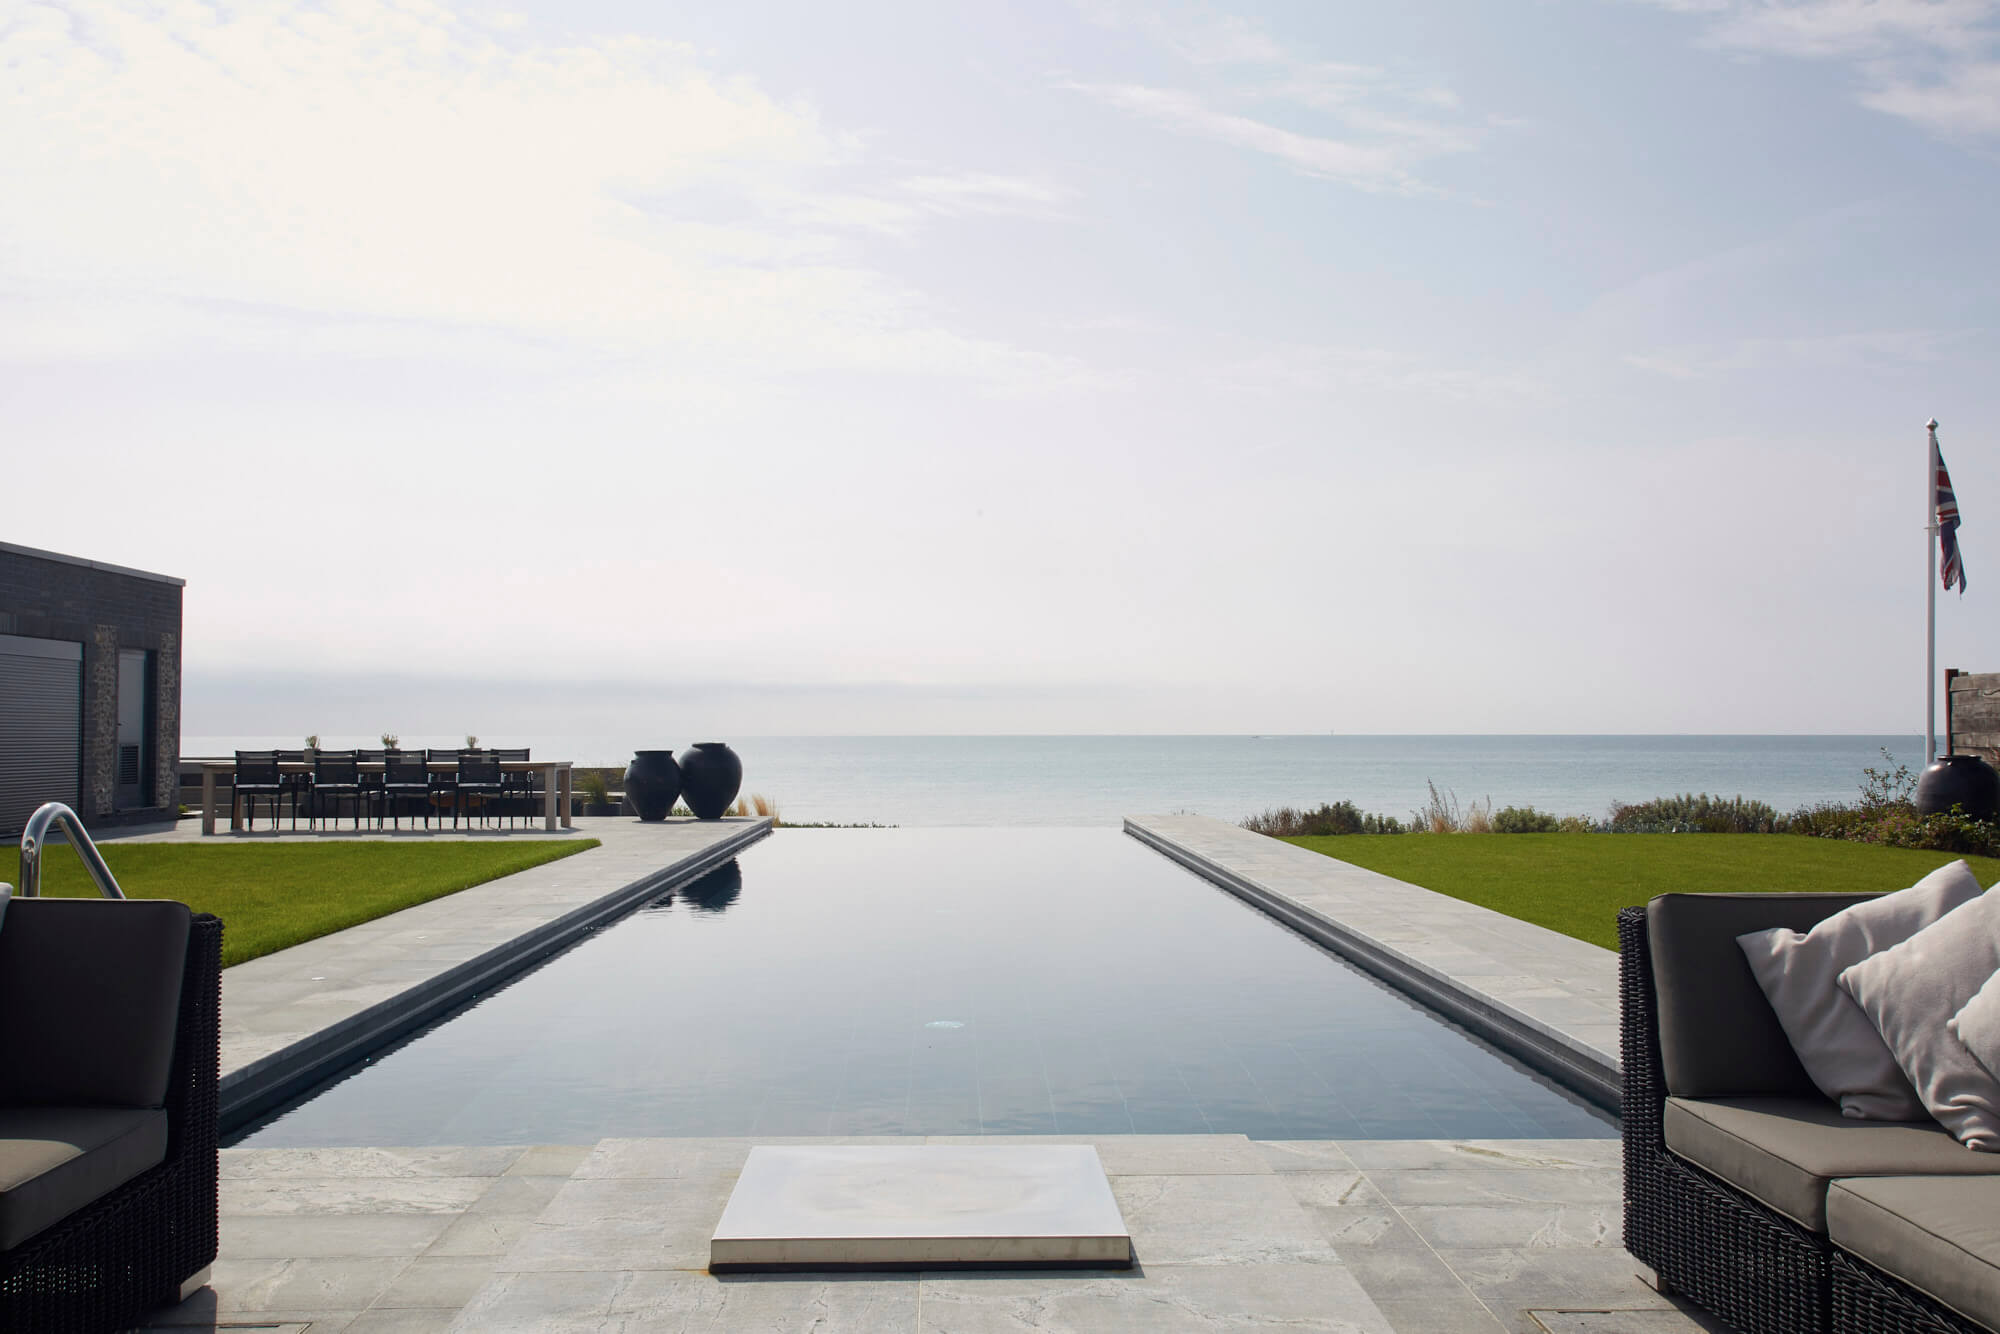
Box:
[235,828,1615,1146]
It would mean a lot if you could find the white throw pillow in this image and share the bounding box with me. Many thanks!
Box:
[1950,970,2000,1087]
[1737,860,1983,1120]
[1838,887,2000,1150]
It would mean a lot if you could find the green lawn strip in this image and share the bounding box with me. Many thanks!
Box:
[30,839,599,967]
[1282,833,2000,952]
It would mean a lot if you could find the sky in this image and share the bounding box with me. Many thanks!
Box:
[6,0,2000,737]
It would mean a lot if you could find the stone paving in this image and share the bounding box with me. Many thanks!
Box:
[138,1134,1726,1334]
[1125,814,1620,1090]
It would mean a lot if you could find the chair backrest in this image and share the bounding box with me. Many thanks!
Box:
[274,749,307,765]
[313,750,360,784]
[1647,891,1882,1099]
[493,747,529,763]
[234,750,281,786]
[457,750,502,784]
[356,748,387,765]
[384,752,430,786]
[0,899,193,1108]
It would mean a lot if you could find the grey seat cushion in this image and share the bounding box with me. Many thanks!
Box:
[1828,1176,2000,1332]
[0,898,191,1108]
[0,1106,169,1250]
[1664,1096,2000,1231]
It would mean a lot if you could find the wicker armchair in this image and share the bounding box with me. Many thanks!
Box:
[1621,900,1993,1334]
[0,902,222,1332]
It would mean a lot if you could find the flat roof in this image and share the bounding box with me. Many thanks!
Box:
[0,541,186,588]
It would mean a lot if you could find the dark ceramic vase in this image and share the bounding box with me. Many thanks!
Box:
[623,750,683,822]
[679,742,743,820]
[1915,753,2000,820]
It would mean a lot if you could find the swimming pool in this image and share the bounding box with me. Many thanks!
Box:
[234,828,1614,1146]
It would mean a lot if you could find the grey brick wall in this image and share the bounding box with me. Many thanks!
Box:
[0,545,184,829]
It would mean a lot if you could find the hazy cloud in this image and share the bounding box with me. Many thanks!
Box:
[1640,0,2000,137]
[1066,10,1488,193]
[0,0,1072,382]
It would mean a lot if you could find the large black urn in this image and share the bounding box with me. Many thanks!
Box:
[1915,753,2000,820]
[678,742,743,820]
[624,750,683,822]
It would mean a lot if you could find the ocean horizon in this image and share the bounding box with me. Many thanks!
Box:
[180,734,1926,828]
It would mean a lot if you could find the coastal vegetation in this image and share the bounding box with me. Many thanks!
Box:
[1247,752,2000,857]
[1288,834,2000,951]
[33,839,597,966]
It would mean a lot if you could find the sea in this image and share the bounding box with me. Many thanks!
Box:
[180,735,1922,828]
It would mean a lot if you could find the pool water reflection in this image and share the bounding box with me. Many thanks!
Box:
[235,828,1615,1146]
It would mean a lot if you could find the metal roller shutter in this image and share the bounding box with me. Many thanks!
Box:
[0,633,82,837]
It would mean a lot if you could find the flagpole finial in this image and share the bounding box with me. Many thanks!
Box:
[1930,418,1941,432]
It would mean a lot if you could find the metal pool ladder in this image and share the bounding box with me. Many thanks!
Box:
[2,802,127,930]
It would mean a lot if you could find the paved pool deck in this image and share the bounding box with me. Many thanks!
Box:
[119,817,1709,1332]
[140,1133,1725,1334]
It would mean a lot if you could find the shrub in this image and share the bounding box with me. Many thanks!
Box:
[1783,752,2000,855]
[1608,793,1780,833]
[1242,802,1405,836]
[1557,815,1599,834]
[1493,805,1561,834]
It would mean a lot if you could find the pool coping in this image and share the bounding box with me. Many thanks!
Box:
[1124,815,1621,1114]
[218,819,771,1130]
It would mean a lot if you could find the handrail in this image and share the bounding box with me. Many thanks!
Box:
[19,802,126,899]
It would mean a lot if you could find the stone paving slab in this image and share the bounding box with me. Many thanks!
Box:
[137,1135,1718,1334]
[1125,814,1619,1105]
[184,817,768,1122]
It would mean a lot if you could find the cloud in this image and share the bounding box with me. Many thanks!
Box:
[1065,11,1489,194]
[0,0,1074,382]
[1636,0,2000,137]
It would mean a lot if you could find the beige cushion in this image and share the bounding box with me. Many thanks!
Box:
[1739,861,1981,1120]
[1949,970,2000,1086]
[0,1106,168,1249]
[1839,888,2000,1149]
[1828,1176,2000,1332]
[1662,1096,2000,1231]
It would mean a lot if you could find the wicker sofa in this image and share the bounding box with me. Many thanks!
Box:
[1621,894,2000,1334]
[0,897,222,1333]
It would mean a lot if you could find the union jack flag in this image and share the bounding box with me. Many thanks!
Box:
[1938,448,1967,595]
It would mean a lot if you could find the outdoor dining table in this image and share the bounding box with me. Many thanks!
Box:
[186,758,575,835]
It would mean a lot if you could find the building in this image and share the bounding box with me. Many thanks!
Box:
[0,542,184,837]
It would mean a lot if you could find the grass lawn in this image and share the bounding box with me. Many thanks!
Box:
[29,839,599,967]
[1283,833,2000,952]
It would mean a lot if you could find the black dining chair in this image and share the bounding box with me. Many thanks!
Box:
[493,747,532,828]
[233,751,285,831]
[425,749,460,827]
[455,750,505,829]
[275,748,310,830]
[309,750,365,830]
[356,749,389,828]
[381,751,433,830]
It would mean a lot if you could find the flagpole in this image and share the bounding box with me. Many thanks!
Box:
[1928,418,1941,765]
